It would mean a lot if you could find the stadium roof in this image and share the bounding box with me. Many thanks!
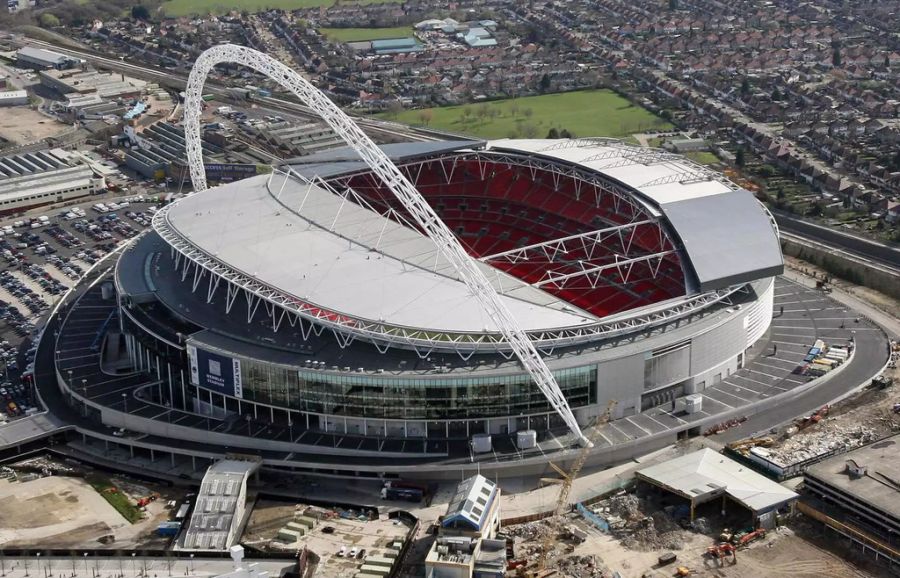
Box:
[163,173,594,334]
[290,139,782,293]
[636,448,797,513]
[487,139,783,291]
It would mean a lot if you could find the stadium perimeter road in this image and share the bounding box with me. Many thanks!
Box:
[4,274,891,476]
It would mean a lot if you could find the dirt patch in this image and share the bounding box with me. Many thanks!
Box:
[0,106,70,146]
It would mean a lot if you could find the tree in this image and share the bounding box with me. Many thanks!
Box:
[771,87,782,101]
[740,77,750,95]
[669,0,679,9]
[735,148,746,167]
[132,5,151,20]
[547,127,560,139]
[386,100,403,119]
[539,73,551,93]
[39,13,60,28]
[560,129,575,139]
[510,102,520,118]
[461,106,472,123]
[523,107,533,119]
[476,104,489,123]
[418,110,433,126]
[832,47,842,68]
[522,123,538,139]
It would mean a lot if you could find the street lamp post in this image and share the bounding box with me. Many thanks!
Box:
[131,553,136,576]
[82,554,88,577]
[189,554,194,576]
[35,553,40,578]
[122,393,128,414]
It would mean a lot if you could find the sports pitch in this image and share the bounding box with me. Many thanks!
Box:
[376,90,672,139]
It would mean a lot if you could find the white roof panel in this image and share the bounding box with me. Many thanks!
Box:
[488,139,735,205]
[637,448,797,512]
[164,174,594,334]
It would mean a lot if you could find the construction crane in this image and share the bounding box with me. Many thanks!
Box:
[534,400,617,575]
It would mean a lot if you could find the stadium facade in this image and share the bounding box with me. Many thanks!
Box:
[55,137,785,475]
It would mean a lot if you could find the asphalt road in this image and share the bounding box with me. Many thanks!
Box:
[774,210,900,271]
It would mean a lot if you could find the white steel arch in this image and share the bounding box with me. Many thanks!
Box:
[182,44,588,445]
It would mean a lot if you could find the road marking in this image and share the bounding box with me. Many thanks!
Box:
[701,394,734,410]
[747,368,781,380]
[625,416,653,436]
[642,412,672,428]
[609,422,636,441]
[709,387,751,404]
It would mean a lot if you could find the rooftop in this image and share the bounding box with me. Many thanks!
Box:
[162,173,591,335]
[17,46,71,65]
[636,448,798,513]
[805,436,900,522]
[442,474,499,532]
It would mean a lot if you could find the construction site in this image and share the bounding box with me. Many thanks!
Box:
[243,499,412,577]
[490,351,900,578]
[0,455,184,549]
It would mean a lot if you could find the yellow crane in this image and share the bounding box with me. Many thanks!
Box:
[534,400,617,575]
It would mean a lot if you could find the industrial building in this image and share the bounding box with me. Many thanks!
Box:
[0,149,105,215]
[0,89,28,107]
[803,436,900,567]
[16,46,79,70]
[636,448,797,528]
[123,122,268,180]
[246,120,344,157]
[39,69,146,100]
[426,475,504,578]
[371,38,423,55]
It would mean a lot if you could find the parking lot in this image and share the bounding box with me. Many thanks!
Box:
[0,194,156,424]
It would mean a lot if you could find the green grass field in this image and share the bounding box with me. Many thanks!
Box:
[321,27,413,43]
[161,0,397,17]
[88,477,143,524]
[376,90,672,140]
[684,151,720,166]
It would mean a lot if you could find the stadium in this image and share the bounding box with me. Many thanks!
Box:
[43,45,786,478]
[49,135,783,475]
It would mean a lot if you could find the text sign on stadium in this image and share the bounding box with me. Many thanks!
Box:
[188,345,243,398]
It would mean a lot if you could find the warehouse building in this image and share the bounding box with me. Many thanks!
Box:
[636,448,797,528]
[16,46,78,70]
[0,90,28,107]
[40,69,145,100]
[804,437,900,567]
[0,149,105,215]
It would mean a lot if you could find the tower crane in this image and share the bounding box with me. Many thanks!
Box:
[533,400,617,575]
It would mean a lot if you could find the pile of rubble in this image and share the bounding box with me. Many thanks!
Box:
[619,515,685,551]
[504,519,553,541]
[589,493,686,551]
[767,424,880,464]
[555,554,613,578]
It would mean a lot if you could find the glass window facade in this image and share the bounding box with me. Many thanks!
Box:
[238,359,597,420]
